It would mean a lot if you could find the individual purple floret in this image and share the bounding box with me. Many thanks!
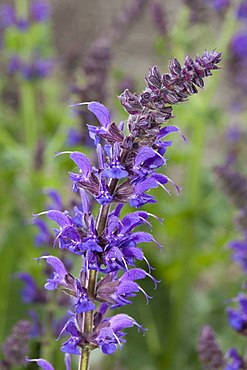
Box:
[229,234,247,274]
[224,348,247,370]
[226,293,247,334]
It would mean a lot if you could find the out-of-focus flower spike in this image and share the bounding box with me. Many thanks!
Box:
[197,325,225,369]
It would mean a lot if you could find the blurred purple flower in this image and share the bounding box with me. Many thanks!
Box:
[7,55,22,74]
[150,1,167,35]
[0,4,15,28]
[237,0,247,21]
[229,235,247,274]
[21,57,53,80]
[224,348,247,370]
[30,0,51,23]
[16,18,29,32]
[231,31,247,58]
[226,293,247,334]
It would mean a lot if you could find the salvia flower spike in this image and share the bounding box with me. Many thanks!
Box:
[27,50,221,370]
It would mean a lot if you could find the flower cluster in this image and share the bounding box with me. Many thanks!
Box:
[0,1,53,81]
[0,1,50,31]
[27,50,221,369]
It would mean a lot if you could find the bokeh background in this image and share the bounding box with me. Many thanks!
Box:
[1,0,247,369]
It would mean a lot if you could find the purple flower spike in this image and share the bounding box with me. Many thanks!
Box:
[26,358,54,370]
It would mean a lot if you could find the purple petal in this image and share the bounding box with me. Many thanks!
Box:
[61,337,81,355]
[88,102,111,128]
[46,210,71,228]
[135,147,156,167]
[70,152,91,177]
[134,177,159,195]
[130,231,153,244]
[116,281,139,295]
[120,268,147,282]
[36,255,67,278]
[75,299,96,313]
[226,308,244,331]
[26,358,54,370]
[101,343,117,355]
[109,314,138,332]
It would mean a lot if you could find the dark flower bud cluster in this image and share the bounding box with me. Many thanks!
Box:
[27,50,221,369]
[119,50,221,140]
[197,325,225,369]
[0,320,31,369]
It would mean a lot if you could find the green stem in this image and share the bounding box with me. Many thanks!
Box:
[78,347,90,370]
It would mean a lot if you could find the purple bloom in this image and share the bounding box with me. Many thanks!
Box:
[95,314,146,355]
[0,4,16,28]
[75,281,96,313]
[30,0,50,23]
[7,55,22,74]
[229,236,247,274]
[59,320,82,355]
[21,57,53,80]
[30,49,221,366]
[224,348,247,370]
[226,293,247,334]
[17,272,46,303]
[33,219,52,246]
[16,18,29,31]
[231,31,247,58]
[35,255,71,291]
[96,268,158,308]
[237,0,247,20]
